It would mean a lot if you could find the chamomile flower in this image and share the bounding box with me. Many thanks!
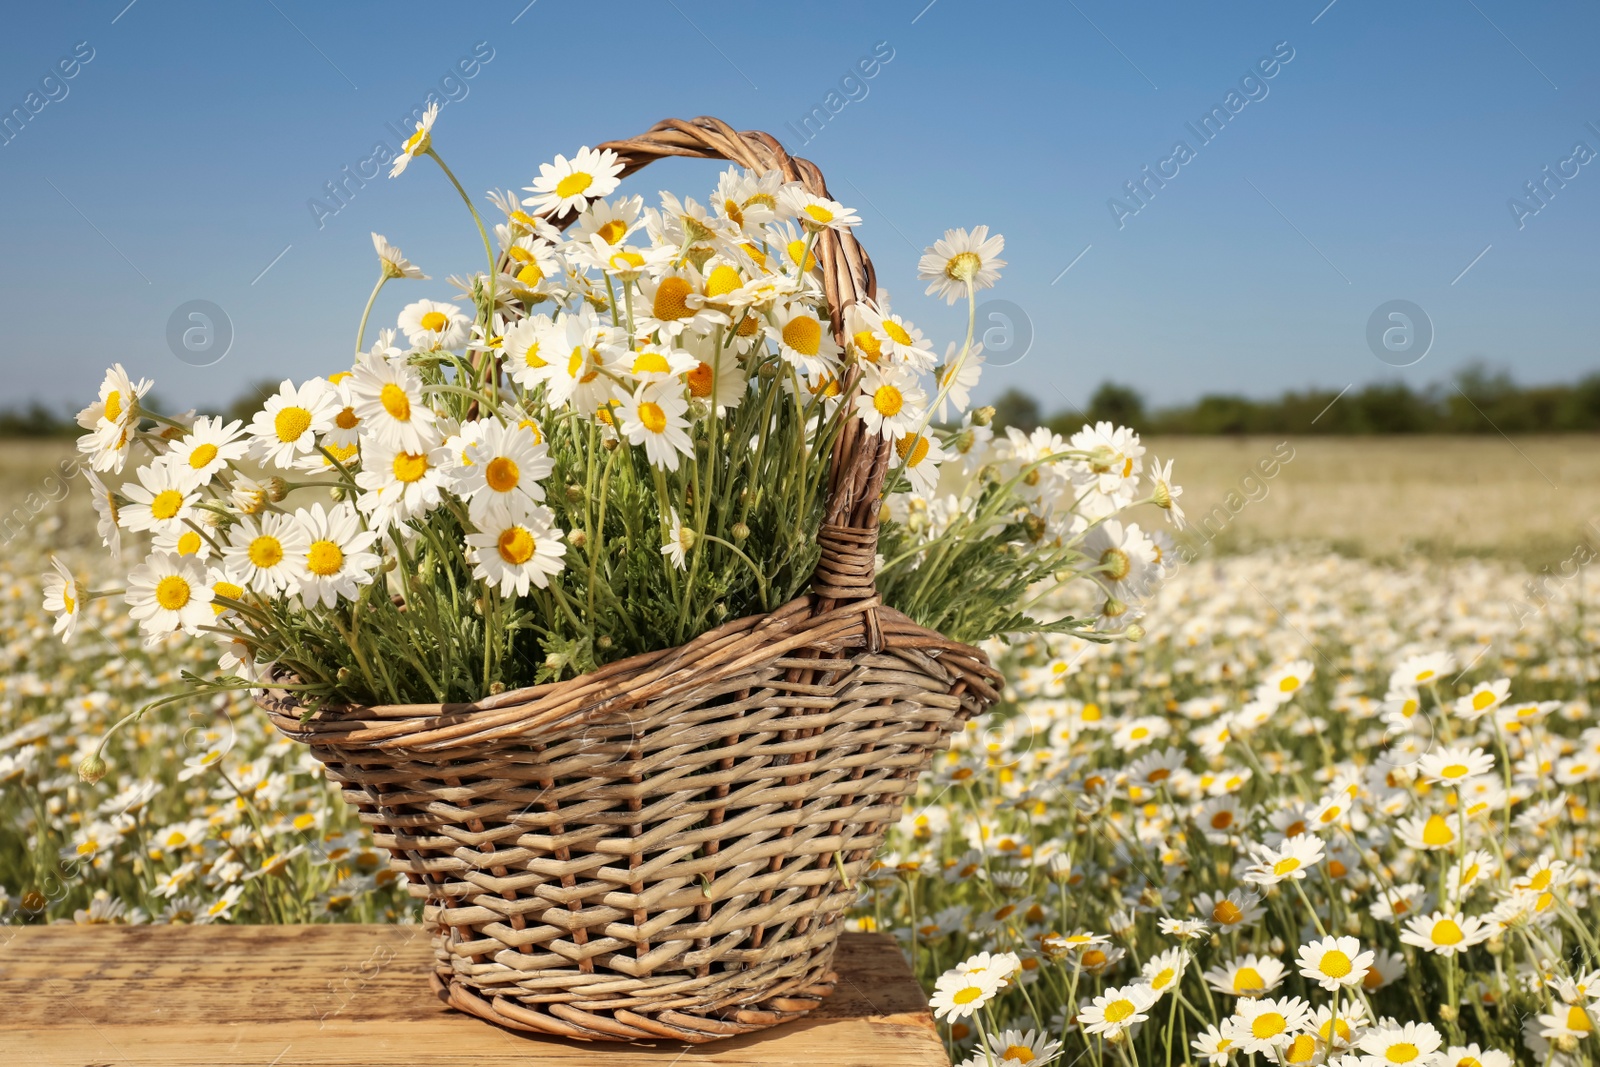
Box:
[1395,812,1461,851]
[855,362,927,440]
[125,551,215,637]
[779,186,861,233]
[626,343,699,384]
[1079,983,1158,1038]
[152,522,211,563]
[679,335,748,414]
[618,381,694,472]
[713,166,782,237]
[290,502,380,609]
[1356,1022,1442,1067]
[162,416,247,491]
[1399,911,1494,956]
[396,298,470,351]
[930,967,1001,1021]
[524,146,624,218]
[460,418,552,510]
[1141,947,1189,997]
[1440,1044,1511,1067]
[348,350,439,453]
[1260,659,1315,703]
[75,363,152,472]
[41,557,82,641]
[118,462,199,536]
[1224,996,1311,1056]
[981,1029,1061,1067]
[1391,651,1456,689]
[1193,1025,1239,1066]
[769,302,841,379]
[1418,746,1495,785]
[570,193,643,249]
[918,226,1006,304]
[222,512,308,597]
[895,431,947,495]
[464,497,566,596]
[388,102,437,177]
[371,232,428,279]
[248,379,338,469]
[634,269,728,340]
[661,508,692,570]
[933,341,985,421]
[353,440,450,531]
[1196,888,1264,930]
[1297,935,1376,991]
[1243,834,1324,885]
[1454,679,1511,721]
[1205,953,1287,997]
[81,468,122,559]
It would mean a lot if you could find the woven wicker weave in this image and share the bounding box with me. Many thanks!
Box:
[259,116,1001,1044]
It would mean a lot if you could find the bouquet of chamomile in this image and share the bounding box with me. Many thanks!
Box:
[48,106,1184,761]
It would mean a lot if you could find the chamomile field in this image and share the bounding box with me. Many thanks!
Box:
[4,435,1599,1066]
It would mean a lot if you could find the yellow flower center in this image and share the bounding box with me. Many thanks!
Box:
[1278,675,1300,692]
[633,351,671,375]
[274,406,312,443]
[595,218,628,245]
[420,310,449,333]
[802,203,835,224]
[1102,999,1135,1023]
[1273,857,1301,876]
[392,452,429,483]
[610,250,645,272]
[1002,1045,1034,1063]
[188,443,218,469]
[105,390,124,423]
[1081,949,1107,968]
[1284,1034,1317,1064]
[882,319,913,346]
[485,457,520,493]
[783,315,823,357]
[1431,919,1464,945]
[1567,1005,1592,1033]
[1421,814,1454,846]
[380,383,412,421]
[1385,1043,1420,1063]
[248,535,283,569]
[944,251,982,281]
[306,540,343,577]
[155,575,191,611]
[1251,1012,1286,1039]
[1319,950,1352,978]
[1441,763,1469,779]
[686,362,714,398]
[853,329,883,361]
[737,311,761,336]
[787,239,815,271]
[951,986,984,1006]
[896,434,930,467]
[497,526,535,565]
[705,264,742,298]
[211,580,242,615]
[516,263,544,287]
[555,172,593,199]
[653,277,694,321]
[1213,901,1242,925]
[176,531,202,556]
[522,341,546,369]
[1152,967,1175,990]
[638,401,668,434]
[150,489,185,520]
[873,384,904,417]
[1472,689,1496,710]
[332,406,358,431]
[1233,967,1265,993]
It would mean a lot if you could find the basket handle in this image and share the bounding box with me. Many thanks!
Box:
[544,117,890,623]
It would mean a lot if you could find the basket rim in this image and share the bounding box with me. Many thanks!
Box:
[258,594,1000,752]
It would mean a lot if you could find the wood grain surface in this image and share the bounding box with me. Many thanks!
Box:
[0,925,947,1066]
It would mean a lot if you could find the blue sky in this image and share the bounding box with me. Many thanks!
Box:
[1,0,1596,417]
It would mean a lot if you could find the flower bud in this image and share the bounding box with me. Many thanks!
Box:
[569,529,587,549]
[565,483,584,503]
[1437,1004,1457,1023]
[973,405,995,427]
[1124,623,1146,642]
[1103,596,1127,619]
[1152,481,1173,510]
[488,681,506,695]
[596,635,613,651]
[731,522,750,542]
[77,752,109,784]
[1023,513,1047,543]
[266,476,289,502]
[336,667,354,686]
[603,435,620,452]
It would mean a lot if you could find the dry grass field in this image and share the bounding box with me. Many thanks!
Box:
[1142,434,1600,565]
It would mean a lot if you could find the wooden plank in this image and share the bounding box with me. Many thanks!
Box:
[0,925,947,1066]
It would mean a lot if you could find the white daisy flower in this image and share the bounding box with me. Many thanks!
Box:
[222,512,308,596]
[464,497,566,597]
[163,416,248,491]
[929,967,1001,1021]
[461,418,552,510]
[1296,935,1376,991]
[396,298,470,351]
[1148,455,1186,528]
[679,334,748,414]
[1454,678,1511,720]
[502,314,557,390]
[348,351,439,453]
[388,102,437,178]
[118,462,199,536]
[82,468,122,560]
[125,551,214,637]
[712,167,782,237]
[918,226,1006,304]
[661,507,693,571]
[778,186,861,232]
[855,362,927,440]
[1204,953,1287,997]
[1243,833,1325,885]
[371,232,428,279]
[152,522,211,563]
[769,302,841,380]
[570,193,644,249]
[619,381,694,472]
[247,378,338,469]
[1260,659,1316,703]
[41,556,82,642]
[895,431,947,496]
[75,363,153,472]
[934,341,984,421]
[633,268,729,340]
[290,502,381,609]
[523,146,624,218]
[626,343,699,384]
[1079,982,1158,1038]
[1356,1021,1442,1066]
[353,440,450,531]
[1223,996,1311,1056]
[1418,746,1495,785]
[982,1029,1061,1067]
[1399,910,1495,956]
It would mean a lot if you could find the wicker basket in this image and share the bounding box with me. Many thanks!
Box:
[259,116,1002,1044]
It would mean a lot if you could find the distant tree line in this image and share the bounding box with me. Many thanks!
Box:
[5,365,1599,438]
[992,364,1600,436]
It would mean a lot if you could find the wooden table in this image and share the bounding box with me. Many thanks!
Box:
[0,925,949,1066]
